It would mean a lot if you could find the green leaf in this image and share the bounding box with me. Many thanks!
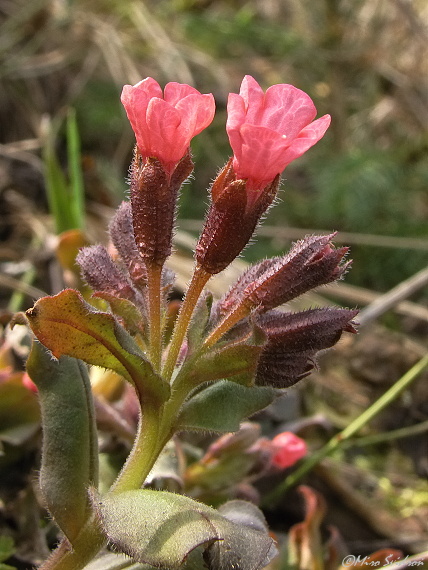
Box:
[180,342,263,391]
[177,380,279,433]
[66,108,85,231]
[43,127,70,234]
[206,500,277,570]
[42,109,85,234]
[26,289,169,404]
[94,490,275,570]
[93,292,146,338]
[83,552,151,569]
[82,550,205,570]
[26,342,98,546]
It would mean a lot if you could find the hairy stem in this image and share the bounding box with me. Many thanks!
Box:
[109,404,160,494]
[203,302,252,349]
[162,265,210,382]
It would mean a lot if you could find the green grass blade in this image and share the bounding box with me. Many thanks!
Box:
[43,124,70,234]
[42,110,85,234]
[66,108,85,231]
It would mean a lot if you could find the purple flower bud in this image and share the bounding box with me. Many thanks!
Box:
[108,201,148,287]
[76,245,134,299]
[217,234,350,318]
[255,308,358,387]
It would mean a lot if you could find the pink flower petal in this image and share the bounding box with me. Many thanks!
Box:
[176,93,216,137]
[145,98,183,164]
[278,114,331,168]
[232,124,291,187]
[164,82,201,106]
[121,77,215,173]
[226,92,247,133]
[226,75,330,189]
[239,75,265,119]
[193,93,216,135]
[263,84,317,137]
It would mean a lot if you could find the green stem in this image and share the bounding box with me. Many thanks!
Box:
[146,262,163,372]
[109,404,160,494]
[264,352,428,506]
[159,377,194,442]
[38,516,105,570]
[341,418,428,448]
[112,378,193,498]
[162,265,210,382]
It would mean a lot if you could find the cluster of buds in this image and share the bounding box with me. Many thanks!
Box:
[76,75,356,391]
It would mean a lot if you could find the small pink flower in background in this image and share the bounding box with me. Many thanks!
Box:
[121,78,215,175]
[227,75,331,194]
[271,431,307,469]
[22,372,38,393]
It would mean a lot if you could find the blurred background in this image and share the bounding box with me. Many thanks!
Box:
[1,0,427,296]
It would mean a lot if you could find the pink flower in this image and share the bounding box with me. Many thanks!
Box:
[121,77,215,175]
[227,75,331,191]
[22,372,38,393]
[271,431,307,469]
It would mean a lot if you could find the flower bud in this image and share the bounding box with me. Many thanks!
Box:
[255,308,358,387]
[195,159,279,275]
[216,234,350,318]
[108,201,147,287]
[76,245,134,300]
[203,422,261,462]
[271,432,307,469]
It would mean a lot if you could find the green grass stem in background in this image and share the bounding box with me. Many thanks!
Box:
[264,352,428,505]
[43,109,85,235]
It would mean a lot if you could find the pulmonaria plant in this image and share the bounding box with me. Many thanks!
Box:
[21,75,357,570]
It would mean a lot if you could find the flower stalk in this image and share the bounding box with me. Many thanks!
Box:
[162,264,211,382]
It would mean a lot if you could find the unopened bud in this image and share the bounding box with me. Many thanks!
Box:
[217,234,350,318]
[256,308,358,387]
[203,422,261,462]
[109,201,147,287]
[195,160,279,275]
[76,245,134,300]
[271,432,307,469]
